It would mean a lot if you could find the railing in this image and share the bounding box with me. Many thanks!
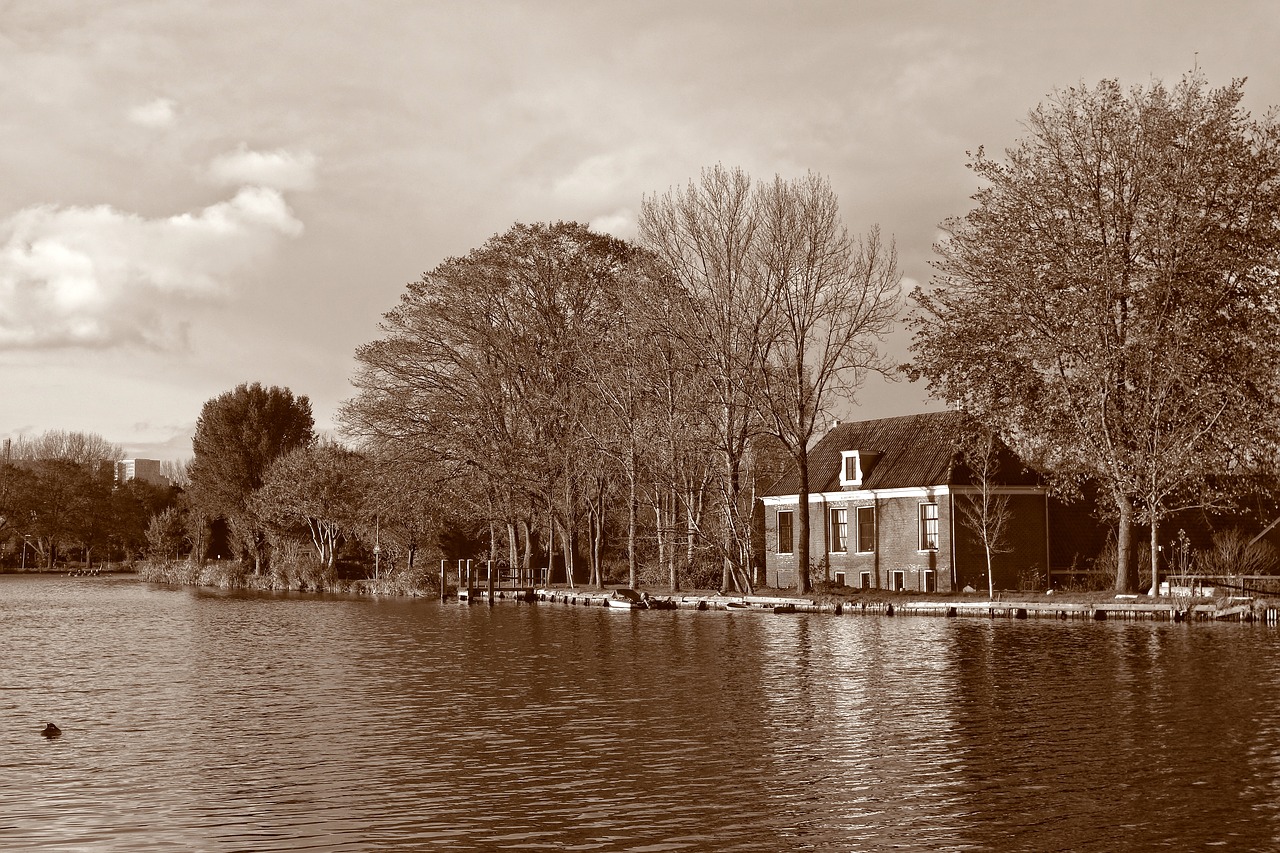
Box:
[1163,574,1280,597]
[443,560,549,600]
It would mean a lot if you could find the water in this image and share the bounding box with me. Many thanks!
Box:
[2,574,1279,852]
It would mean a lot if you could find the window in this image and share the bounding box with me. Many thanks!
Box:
[920,502,939,551]
[777,510,794,554]
[834,571,846,587]
[892,570,905,591]
[859,571,872,590]
[856,506,875,553]
[922,569,936,593]
[840,450,862,487]
[830,507,848,552]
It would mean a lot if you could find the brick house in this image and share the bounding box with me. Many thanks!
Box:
[760,411,1050,593]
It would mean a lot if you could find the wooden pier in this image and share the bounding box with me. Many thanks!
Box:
[438,561,1279,625]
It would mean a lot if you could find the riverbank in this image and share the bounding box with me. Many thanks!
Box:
[119,559,1280,624]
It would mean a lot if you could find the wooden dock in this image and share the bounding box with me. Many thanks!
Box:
[466,581,1280,625]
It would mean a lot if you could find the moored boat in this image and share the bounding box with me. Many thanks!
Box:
[605,587,648,609]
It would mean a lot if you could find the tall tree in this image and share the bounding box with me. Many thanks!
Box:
[342,221,642,586]
[752,173,901,593]
[910,73,1280,593]
[639,165,771,594]
[188,382,315,572]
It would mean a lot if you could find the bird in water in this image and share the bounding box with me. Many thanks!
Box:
[41,722,61,738]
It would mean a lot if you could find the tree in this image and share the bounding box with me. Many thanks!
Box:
[111,478,178,561]
[146,506,188,562]
[752,173,901,593]
[639,165,772,594]
[7,430,123,467]
[253,441,367,571]
[954,424,1013,598]
[342,221,643,587]
[189,382,315,572]
[910,73,1280,593]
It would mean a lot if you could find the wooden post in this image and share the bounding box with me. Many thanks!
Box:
[440,560,447,602]
[487,559,494,604]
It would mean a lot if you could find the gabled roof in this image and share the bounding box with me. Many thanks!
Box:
[763,410,1039,497]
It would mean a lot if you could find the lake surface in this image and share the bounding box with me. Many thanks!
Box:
[2,574,1279,851]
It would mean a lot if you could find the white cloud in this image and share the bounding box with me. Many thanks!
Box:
[0,187,304,350]
[208,145,319,191]
[589,208,636,238]
[128,98,177,129]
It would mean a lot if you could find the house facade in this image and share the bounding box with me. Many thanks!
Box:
[761,411,1050,593]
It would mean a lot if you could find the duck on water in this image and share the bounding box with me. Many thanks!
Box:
[41,722,61,738]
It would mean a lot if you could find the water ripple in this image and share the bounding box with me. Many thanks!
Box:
[2,576,1280,851]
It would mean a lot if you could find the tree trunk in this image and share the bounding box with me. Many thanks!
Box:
[1150,517,1160,597]
[796,452,811,595]
[1114,497,1137,593]
[627,461,638,589]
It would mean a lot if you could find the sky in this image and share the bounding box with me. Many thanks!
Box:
[4,0,1280,461]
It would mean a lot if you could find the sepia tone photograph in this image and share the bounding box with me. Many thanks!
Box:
[4,1,1280,850]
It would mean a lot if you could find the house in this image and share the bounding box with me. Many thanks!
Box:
[760,411,1050,593]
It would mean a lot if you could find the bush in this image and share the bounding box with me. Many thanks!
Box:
[1194,529,1280,577]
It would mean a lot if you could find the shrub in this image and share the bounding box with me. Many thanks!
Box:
[1194,529,1280,577]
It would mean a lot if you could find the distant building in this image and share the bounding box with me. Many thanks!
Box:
[115,458,170,487]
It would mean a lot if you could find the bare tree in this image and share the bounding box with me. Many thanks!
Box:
[8,430,123,466]
[954,425,1013,598]
[639,165,771,594]
[752,173,901,593]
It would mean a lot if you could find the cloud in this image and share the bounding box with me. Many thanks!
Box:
[208,145,319,191]
[128,97,177,129]
[589,208,636,238]
[0,187,304,350]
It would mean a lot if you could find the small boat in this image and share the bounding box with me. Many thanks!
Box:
[605,588,648,609]
[724,600,753,610]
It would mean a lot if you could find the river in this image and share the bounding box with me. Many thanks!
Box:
[2,574,1278,851]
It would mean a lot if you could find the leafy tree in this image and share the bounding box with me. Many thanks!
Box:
[189,382,315,572]
[0,462,39,557]
[22,459,109,568]
[110,478,178,561]
[343,221,643,587]
[910,73,1280,593]
[253,441,367,570]
[146,506,187,562]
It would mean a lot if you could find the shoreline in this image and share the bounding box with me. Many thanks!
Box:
[9,566,1277,624]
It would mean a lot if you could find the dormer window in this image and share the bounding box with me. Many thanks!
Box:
[840,450,863,487]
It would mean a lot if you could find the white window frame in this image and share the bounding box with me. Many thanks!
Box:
[892,570,905,591]
[919,502,940,552]
[839,450,863,487]
[860,571,872,590]
[829,507,848,553]
[921,569,936,593]
[834,571,846,587]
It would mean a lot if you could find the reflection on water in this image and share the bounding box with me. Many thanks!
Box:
[2,574,1278,851]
